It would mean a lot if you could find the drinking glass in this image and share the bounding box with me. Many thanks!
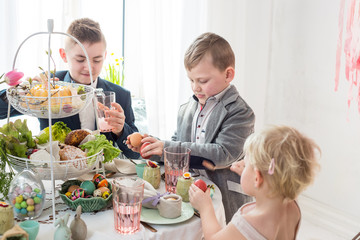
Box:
[112,177,145,235]
[96,91,115,132]
[164,146,191,193]
[19,220,39,240]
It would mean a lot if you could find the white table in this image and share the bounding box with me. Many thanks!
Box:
[27,173,226,240]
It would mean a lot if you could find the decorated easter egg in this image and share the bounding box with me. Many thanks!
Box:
[92,174,105,187]
[33,197,41,204]
[80,180,96,195]
[16,196,23,204]
[102,191,110,199]
[71,188,85,200]
[65,192,72,198]
[8,170,45,220]
[20,201,27,209]
[93,189,102,198]
[20,208,27,215]
[68,185,80,193]
[27,205,35,212]
[24,185,32,193]
[26,198,34,206]
[97,187,110,194]
[97,179,109,188]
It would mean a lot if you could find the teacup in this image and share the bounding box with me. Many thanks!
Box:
[19,220,39,240]
[135,163,146,178]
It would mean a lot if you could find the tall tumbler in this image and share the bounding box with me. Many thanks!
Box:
[164,146,191,193]
[112,177,145,235]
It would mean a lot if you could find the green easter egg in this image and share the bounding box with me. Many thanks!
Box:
[34,197,41,204]
[20,201,27,208]
[14,202,21,209]
[34,188,40,193]
[80,180,96,195]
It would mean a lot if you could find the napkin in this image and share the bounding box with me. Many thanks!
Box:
[104,158,136,174]
[142,181,169,209]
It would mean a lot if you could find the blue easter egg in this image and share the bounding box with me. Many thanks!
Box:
[20,208,28,215]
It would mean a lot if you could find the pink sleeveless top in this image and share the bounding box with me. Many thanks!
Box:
[230,201,301,240]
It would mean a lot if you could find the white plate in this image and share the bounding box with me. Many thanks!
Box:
[140,202,194,225]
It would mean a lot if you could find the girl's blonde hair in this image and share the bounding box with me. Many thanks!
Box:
[244,125,321,200]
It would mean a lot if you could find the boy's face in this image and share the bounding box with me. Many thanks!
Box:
[59,41,106,85]
[186,53,234,105]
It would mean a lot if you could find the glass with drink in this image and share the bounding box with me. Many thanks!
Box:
[112,177,145,235]
[164,146,191,193]
[96,90,115,132]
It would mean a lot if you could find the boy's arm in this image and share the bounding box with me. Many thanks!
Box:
[0,89,22,119]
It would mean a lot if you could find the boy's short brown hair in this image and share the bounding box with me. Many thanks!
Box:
[184,32,235,72]
[65,18,106,49]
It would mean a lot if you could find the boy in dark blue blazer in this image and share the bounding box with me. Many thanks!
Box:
[0,18,139,159]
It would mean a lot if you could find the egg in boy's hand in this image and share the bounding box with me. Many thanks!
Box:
[126,132,144,152]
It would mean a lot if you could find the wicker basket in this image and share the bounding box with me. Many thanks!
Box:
[59,179,112,212]
[7,150,103,181]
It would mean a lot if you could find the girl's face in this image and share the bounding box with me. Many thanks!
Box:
[239,156,256,196]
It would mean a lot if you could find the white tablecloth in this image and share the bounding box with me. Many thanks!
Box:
[25,173,226,240]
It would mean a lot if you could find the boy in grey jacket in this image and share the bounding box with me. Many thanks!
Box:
[128,32,255,223]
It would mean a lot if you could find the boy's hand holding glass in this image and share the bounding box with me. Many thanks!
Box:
[97,91,126,134]
[104,102,125,136]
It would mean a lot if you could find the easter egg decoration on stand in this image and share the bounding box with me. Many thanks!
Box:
[8,169,45,220]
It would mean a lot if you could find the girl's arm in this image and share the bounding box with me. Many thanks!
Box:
[189,184,248,240]
[189,184,222,238]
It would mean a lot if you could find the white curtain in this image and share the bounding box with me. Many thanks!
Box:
[0,0,245,140]
[124,0,208,139]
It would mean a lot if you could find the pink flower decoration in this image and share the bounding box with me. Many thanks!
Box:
[3,70,24,86]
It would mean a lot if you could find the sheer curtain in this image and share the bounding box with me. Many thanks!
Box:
[0,0,244,140]
[125,0,208,139]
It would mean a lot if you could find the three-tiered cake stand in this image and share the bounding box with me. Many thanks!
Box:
[5,19,102,224]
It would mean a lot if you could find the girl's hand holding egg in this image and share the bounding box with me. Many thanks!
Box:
[189,183,212,213]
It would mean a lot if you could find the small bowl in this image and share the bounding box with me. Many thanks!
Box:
[59,179,112,212]
[135,163,146,178]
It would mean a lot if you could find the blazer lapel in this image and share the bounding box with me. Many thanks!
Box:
[205,86,239,142]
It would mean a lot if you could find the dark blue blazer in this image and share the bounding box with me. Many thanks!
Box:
[0,71,140,159]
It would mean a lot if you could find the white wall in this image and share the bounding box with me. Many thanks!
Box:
[236,0,360,222]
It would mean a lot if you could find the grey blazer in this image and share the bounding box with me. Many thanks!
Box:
[153,85,255,222]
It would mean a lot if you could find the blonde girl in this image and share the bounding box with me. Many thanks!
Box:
[189,125,320,240]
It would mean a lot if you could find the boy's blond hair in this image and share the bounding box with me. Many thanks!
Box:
[184,32,235,72]
[65,18,106,49]
[244,125,321,200]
